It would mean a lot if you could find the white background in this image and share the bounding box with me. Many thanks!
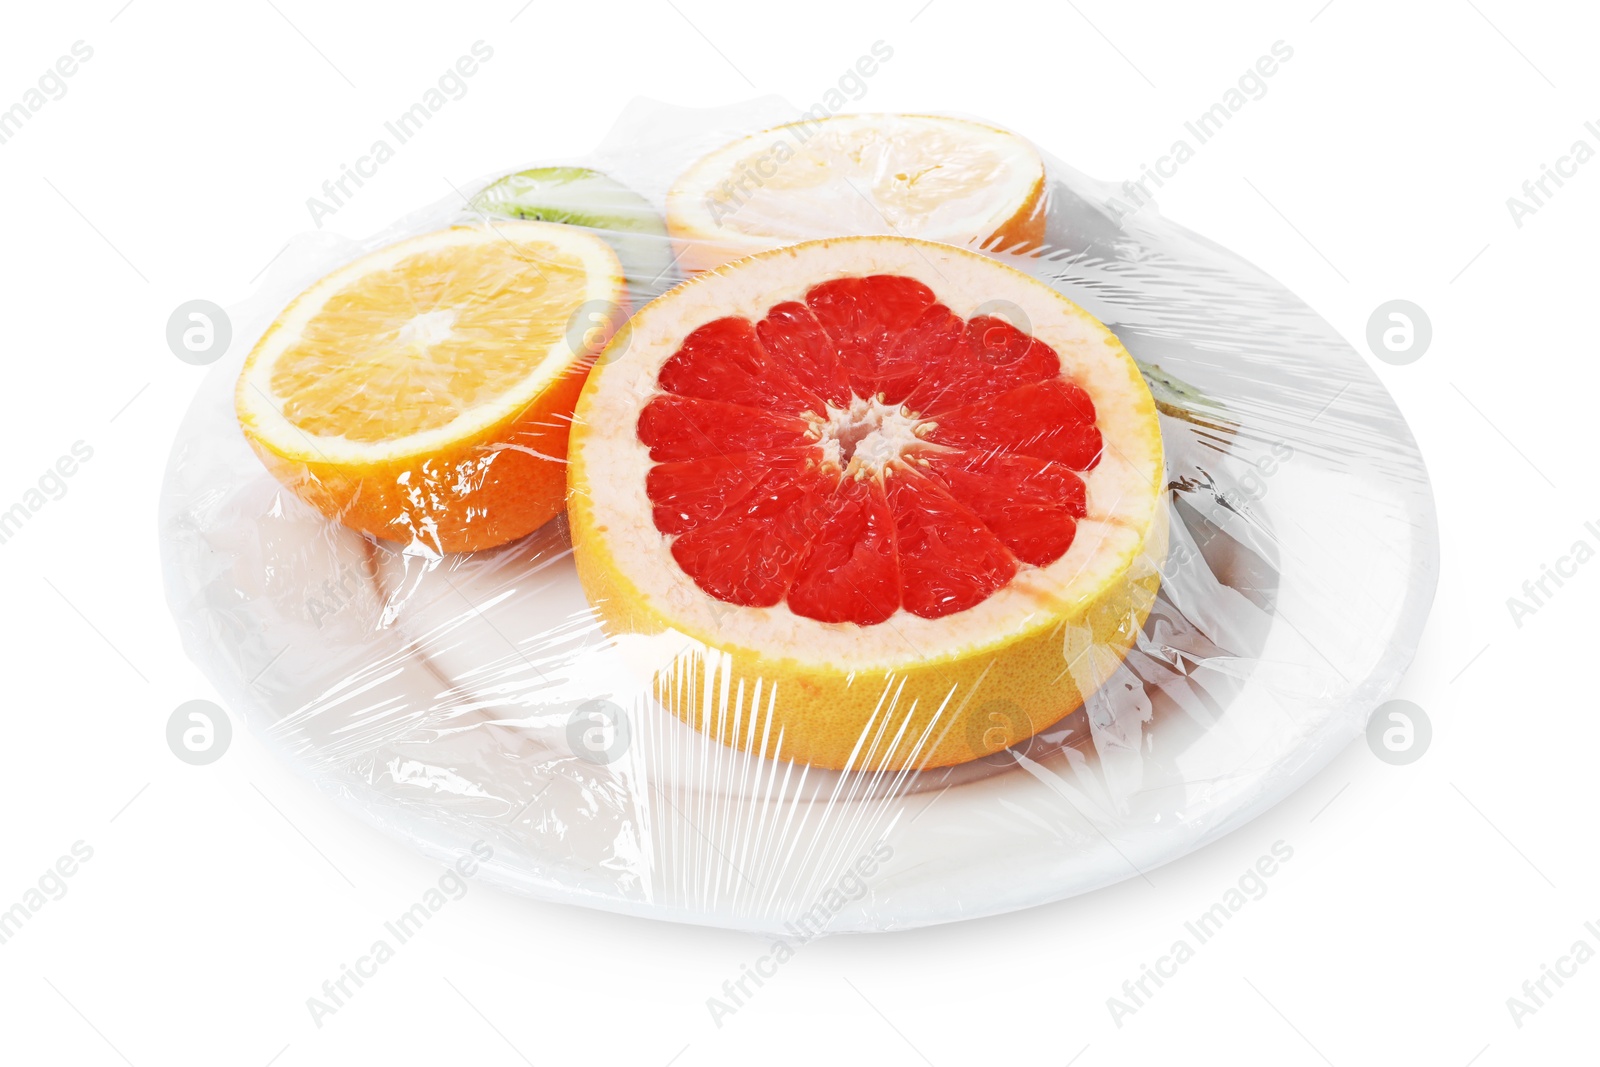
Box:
[1,1,1595,1064]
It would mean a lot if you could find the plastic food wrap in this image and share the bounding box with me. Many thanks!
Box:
[160,98,1438,933]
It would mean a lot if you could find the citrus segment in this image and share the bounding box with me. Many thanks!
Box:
[635,396,811,461]
[926,380,1103,466]
[755,303,853,405]
[919,451,1086,567]
[656,317,822,413]
[569,236,1164,770]
[237,222,625,553]
[786,474,900,626]
[884,465,1018,619]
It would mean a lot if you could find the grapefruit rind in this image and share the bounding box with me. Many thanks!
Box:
[568,236,1164,770]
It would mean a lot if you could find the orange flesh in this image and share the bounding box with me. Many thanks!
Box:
[270,242,588,442]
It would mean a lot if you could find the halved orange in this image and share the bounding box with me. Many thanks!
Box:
[666,113,1047,273]
[568,236,1164,771]
[236,222,625,553]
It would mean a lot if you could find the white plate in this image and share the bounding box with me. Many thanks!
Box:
[161,113,1437,933]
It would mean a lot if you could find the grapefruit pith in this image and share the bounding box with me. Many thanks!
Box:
[568,236,1164,771]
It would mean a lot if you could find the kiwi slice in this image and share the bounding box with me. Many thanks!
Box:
[1138,360,1239,437]
[470,167,677,297]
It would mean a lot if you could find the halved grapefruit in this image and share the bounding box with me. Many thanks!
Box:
[666,114,1046,273]
[568,236,1164,771]
[237,221,625,554]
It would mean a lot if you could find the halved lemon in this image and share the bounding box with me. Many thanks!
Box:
[236,221,625,553]
[569,235,1164,770]
[666,113,1047,273]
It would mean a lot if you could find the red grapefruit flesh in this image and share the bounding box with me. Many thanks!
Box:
[637,274,1103,623]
